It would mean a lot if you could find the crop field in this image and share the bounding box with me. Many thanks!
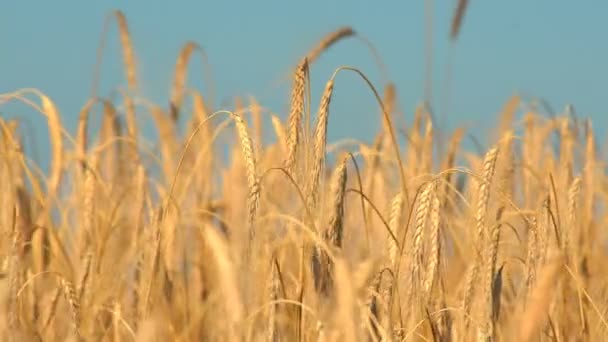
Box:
[1,4,607,342]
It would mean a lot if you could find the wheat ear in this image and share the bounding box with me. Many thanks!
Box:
[114,10,138,91]
[234,114,259,242]
[463,146,499,329]
[410,181,434,307]
[565,176,582,263]
[306,27,355,64]
[519,256,564,342]
[60,276,81,338]
[284,58,308,172]
[307,79,335,213]
[424,192,441,296]
[267,258,281,342]
[312,156,348,296]
[480,207,505,339]
[450,0,469,41]
[169,41,199,122]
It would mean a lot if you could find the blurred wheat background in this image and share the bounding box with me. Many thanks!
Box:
[1,1,608,341]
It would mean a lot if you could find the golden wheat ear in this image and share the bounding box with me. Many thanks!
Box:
[169,41,199,122]
[169,41,213,123]
[284,58,308,173]
[305,27,355,64]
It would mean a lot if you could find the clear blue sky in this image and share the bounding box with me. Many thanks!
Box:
[2,1,608,168]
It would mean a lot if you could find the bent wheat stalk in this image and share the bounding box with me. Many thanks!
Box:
[169,41,214,122]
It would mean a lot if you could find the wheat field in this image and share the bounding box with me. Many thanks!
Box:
[1,7,607,342]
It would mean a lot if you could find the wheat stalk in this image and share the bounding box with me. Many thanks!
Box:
[333,259,358,342]
[42,288,62,332]
[204,227,244,340]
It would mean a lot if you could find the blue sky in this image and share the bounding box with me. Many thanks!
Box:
[2,1,608,168]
